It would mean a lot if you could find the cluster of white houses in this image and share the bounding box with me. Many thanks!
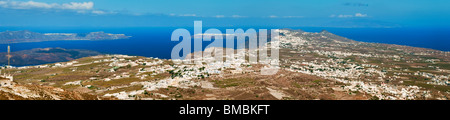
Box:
[278,29,440,100]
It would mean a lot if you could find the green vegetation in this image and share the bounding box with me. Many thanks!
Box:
[420,56,439,60]
[312,79,323,84]
[212,78,254,88]
[435,63,450,70]
[293,83,302,88]
[369,96,380,100]
[87,85,97,90]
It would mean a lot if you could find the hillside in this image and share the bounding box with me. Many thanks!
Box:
[1,29,449,100]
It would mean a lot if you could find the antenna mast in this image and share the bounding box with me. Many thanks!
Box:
[7,44,10,66]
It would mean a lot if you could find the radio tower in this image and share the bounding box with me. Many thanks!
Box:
[2,40,14,82]
[7,44,11,67]
[6,39,14,67]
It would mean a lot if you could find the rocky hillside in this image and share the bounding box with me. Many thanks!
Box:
[0,82,113,100]
[1,29,448,100]
[277,29,449,99]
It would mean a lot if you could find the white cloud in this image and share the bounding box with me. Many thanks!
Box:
[91,10,116,15]
[166,13,201,17]
[283,16,304,18]
[178,14,197,17]
[331,13,368,18]
[61,2,94,10]
[0,1,54,9]
[269,15,304,18]
[338,14,353,18]
[214,15,225,18]
[91,10,106,15]
[169,14,246,18]
[269,15,278,18]
[355,13,367,17]
[0,1,93,10]
[0,1,121,15]
[231,15,246,18]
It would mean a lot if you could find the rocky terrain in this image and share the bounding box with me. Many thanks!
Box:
[0,83,109,100]
[0,29,448,100]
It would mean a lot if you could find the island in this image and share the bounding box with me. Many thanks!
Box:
[0,47,102,66]
[0,30,131,44]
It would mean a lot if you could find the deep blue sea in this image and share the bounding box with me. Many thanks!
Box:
[0,27,449,60]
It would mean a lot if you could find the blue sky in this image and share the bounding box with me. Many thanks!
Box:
[0,0,449,27]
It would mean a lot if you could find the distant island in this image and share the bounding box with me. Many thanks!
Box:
[0,47,102,66]
[0,30,131,44]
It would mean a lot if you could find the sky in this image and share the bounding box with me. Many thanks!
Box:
[0,0,449,27]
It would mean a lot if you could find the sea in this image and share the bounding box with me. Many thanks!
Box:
[0,27,449,61]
